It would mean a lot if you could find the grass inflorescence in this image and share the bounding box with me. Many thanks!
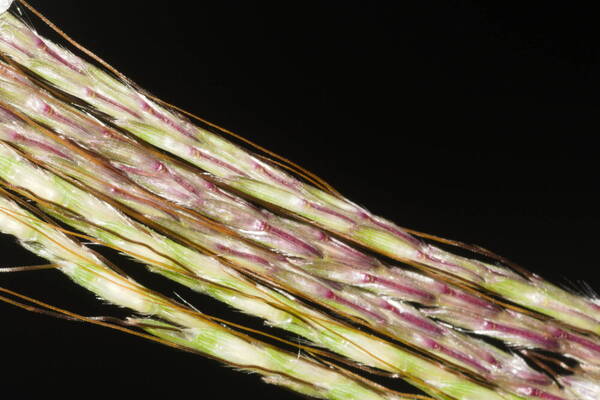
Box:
[0,2,599,400]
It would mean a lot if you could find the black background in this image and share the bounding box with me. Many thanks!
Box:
[1,1,599,398]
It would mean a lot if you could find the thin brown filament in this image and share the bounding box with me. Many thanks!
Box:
[0,286,199,353]
[315,357,443,400]
[2,178,573,385]
[4,4,568,384]
[0,286,332,395]
[30,167,373,335]
[0,100,117,174]
[0,58,347,268]
[0,204,172,305]
[5,50,554,343]
[15,0,340,198]
[0,183,198,276]
[7,2,509,282]
[0,191,393,369]
[0,263,58,272]
[248,279,420,374]
[1,287,413,400]
[277,206,578,329]
[9,1,546,321]
[0,292,79,321]
[148,97,342,196]
[256,153,341,196]
[1,192,224,283]
[1,283,427,400]
[400,226,533,279]
[0,192,486,389]
[236,266,497,385]
[2,164,438,355]
[0,202,351,364]
[0,81,296,257]
[1,185,358,340]
[0,178,56,224]
[4,7,532,334]
[0,5,555,399]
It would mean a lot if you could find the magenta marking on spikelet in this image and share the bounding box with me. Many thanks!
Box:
[552,328,600,354]
[261,222,322,257]
[545,298,600,327]
[37,101,83,133]
[328,239,380,268]
[421,337,489,373]
[308,201,356,225]
[168,168,248,207]
[517,387,568,400]
[483,321,559,350]
[0,37,34,57]
[215,244,273,267]
[86,88,142,119]
[314,229,328,241]
[139,99,196,139]
[95,127,125,142]
[8,130,71,159]
[381,301,443,335]
[361,213,422,246]
[365,274,436,303]
[477,349,499,366]
[418,251,484,283]
[589,302,600,312]
[440,284,500,313]
[169,173,207,200]
[33,36,82,73]
[170,169,218,193]
[253,161,299,190]
[189,146,247,176]
[0,65,29,86]
[323,289,387,323]
[115,163,162,178]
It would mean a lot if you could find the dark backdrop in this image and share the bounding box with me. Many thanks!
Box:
[1,1,599,398]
